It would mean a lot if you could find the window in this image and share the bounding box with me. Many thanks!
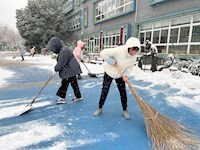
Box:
[83,7,88,27]
[146,31,152,41]
[171,16,191,26]
[153,20,169,29]
[94,0,134,22]
[68,12,81,31]
[140,32,145,44]
[140,23,152,31]
[190,45,200,54]
[191,25,200,42]
[153,30,159,44]
[63,0,73,14]
[193,14,200,23]
[170,28,178,43]
[159,46,167,53]
[139,13,200,54]
[160,29,168,43]
[179,26,189,43]
[168,45,187,54]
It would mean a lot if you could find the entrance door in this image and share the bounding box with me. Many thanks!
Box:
[89,40,94,53]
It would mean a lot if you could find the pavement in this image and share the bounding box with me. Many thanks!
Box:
[0,52,200,150]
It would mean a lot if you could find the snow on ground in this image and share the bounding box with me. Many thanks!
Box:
[0,68,15,88]
[132,67,200,114]
[1,54,200,117]
[0,52,200,150]
[0,120,63,149]
[3,53,200,91]
[4,54,104,76]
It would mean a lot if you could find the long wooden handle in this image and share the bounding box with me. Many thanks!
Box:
[29,74,54,106]
[115,64,157,119]
[114,64,139,98]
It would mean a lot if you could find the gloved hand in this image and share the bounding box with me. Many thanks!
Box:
[106,57,116,65]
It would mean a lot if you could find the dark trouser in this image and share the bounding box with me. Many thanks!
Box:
[98,73,127,110]
[151,55,157,72]
[56,76,81,99]
[21,55,24,61]
[138,57,142,69]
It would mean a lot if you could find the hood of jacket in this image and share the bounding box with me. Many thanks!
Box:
[46,37,63,54]
[125,37,141,56]
[77,40,85,49]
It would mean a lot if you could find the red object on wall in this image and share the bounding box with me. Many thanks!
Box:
[119,26,123,46]
[100,31,103,50]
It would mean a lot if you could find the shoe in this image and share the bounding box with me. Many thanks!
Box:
[123,110,131,120]
[93,108,102,116]
[55,98,67,104]
[72,97,83,102]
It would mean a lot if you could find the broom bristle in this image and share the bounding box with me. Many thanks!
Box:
[127,82,200,150]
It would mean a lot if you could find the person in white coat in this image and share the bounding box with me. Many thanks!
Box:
[18,44,26,61]
[93,37,141,120]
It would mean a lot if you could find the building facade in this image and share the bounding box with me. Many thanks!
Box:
[64,0,200,58]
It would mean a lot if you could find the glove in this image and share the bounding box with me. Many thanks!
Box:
[106,57,116,65]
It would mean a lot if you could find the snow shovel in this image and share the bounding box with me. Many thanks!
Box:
[18,74,54,116]
[12,54,19,59]
[114,64,200,150]
[82,62,97,78]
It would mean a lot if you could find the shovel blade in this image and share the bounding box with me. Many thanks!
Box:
[88,73,97,78]
[18,105,32,116]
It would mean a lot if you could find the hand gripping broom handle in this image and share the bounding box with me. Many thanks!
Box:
[28,74,54,106]
[114,64,141,99]
[114,64,151,118]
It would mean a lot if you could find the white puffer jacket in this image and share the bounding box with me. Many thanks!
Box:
[100,37,141,79]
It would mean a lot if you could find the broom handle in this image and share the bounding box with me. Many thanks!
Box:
[13,53,19,59]
[114,64,140,98]
[82,62,92,74]
[29,74,54,106]
[115,64,159,119]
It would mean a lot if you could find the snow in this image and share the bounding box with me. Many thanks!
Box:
[0,52,200,150]
[0,120,63,149]
[3,53,200,92]
[0,68,15,88]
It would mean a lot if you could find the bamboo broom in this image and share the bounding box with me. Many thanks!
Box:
[114,64,200,150]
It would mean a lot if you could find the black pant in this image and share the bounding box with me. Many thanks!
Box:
[151,55,157,72]
[98,73,127,110]
[21,55,24,61]
[56,76,81,99]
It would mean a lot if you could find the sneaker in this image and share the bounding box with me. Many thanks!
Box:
[93,108,102,116]
[123,110,131,120]
[72,97,83,102]
[55,98,67,104]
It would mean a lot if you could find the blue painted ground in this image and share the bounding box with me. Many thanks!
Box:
[0,66,200,150]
